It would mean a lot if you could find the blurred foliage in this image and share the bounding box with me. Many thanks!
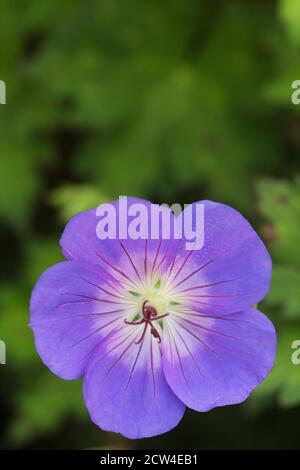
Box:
[1,0,300,450]
[279,0,300,46]
[9,374,86,445]
[249,178,300,409]
[50,184,109,222]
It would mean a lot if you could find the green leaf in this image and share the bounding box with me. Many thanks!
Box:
[50,184,109,222]
[0,240,62,366]
[279,0,300,45]
[257,178,300,266]
[0,285,36,365]
[0,126,39,229]
[267,265,300,319]
[251,324,300,408]
[24,238,63,290]
[8,373,86,445]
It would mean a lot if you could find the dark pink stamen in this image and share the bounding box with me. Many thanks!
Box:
[124,300,168,344]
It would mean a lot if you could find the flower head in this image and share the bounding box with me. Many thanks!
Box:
[30,198,276,439]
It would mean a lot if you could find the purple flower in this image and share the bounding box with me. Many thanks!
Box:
[30,198,276,439]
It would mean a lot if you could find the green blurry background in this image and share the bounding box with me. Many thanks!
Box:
[1,0,300,450]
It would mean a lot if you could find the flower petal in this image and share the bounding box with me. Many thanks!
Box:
[30,261,131,379]
[83,324,185,439]
[60,198,177,286]
[170,201,272,314]
[162,308,276,411]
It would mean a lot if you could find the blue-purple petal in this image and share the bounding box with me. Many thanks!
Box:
[162,308,276,411]
[84,325,185,438]
[170,201,272,314]
[30,261,128,379]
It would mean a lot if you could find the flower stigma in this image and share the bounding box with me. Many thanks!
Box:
[124,299,169,344]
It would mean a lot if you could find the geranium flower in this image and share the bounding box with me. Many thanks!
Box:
[30,198,276,439]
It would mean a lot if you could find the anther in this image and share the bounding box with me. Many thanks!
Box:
[124,299,169,345]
